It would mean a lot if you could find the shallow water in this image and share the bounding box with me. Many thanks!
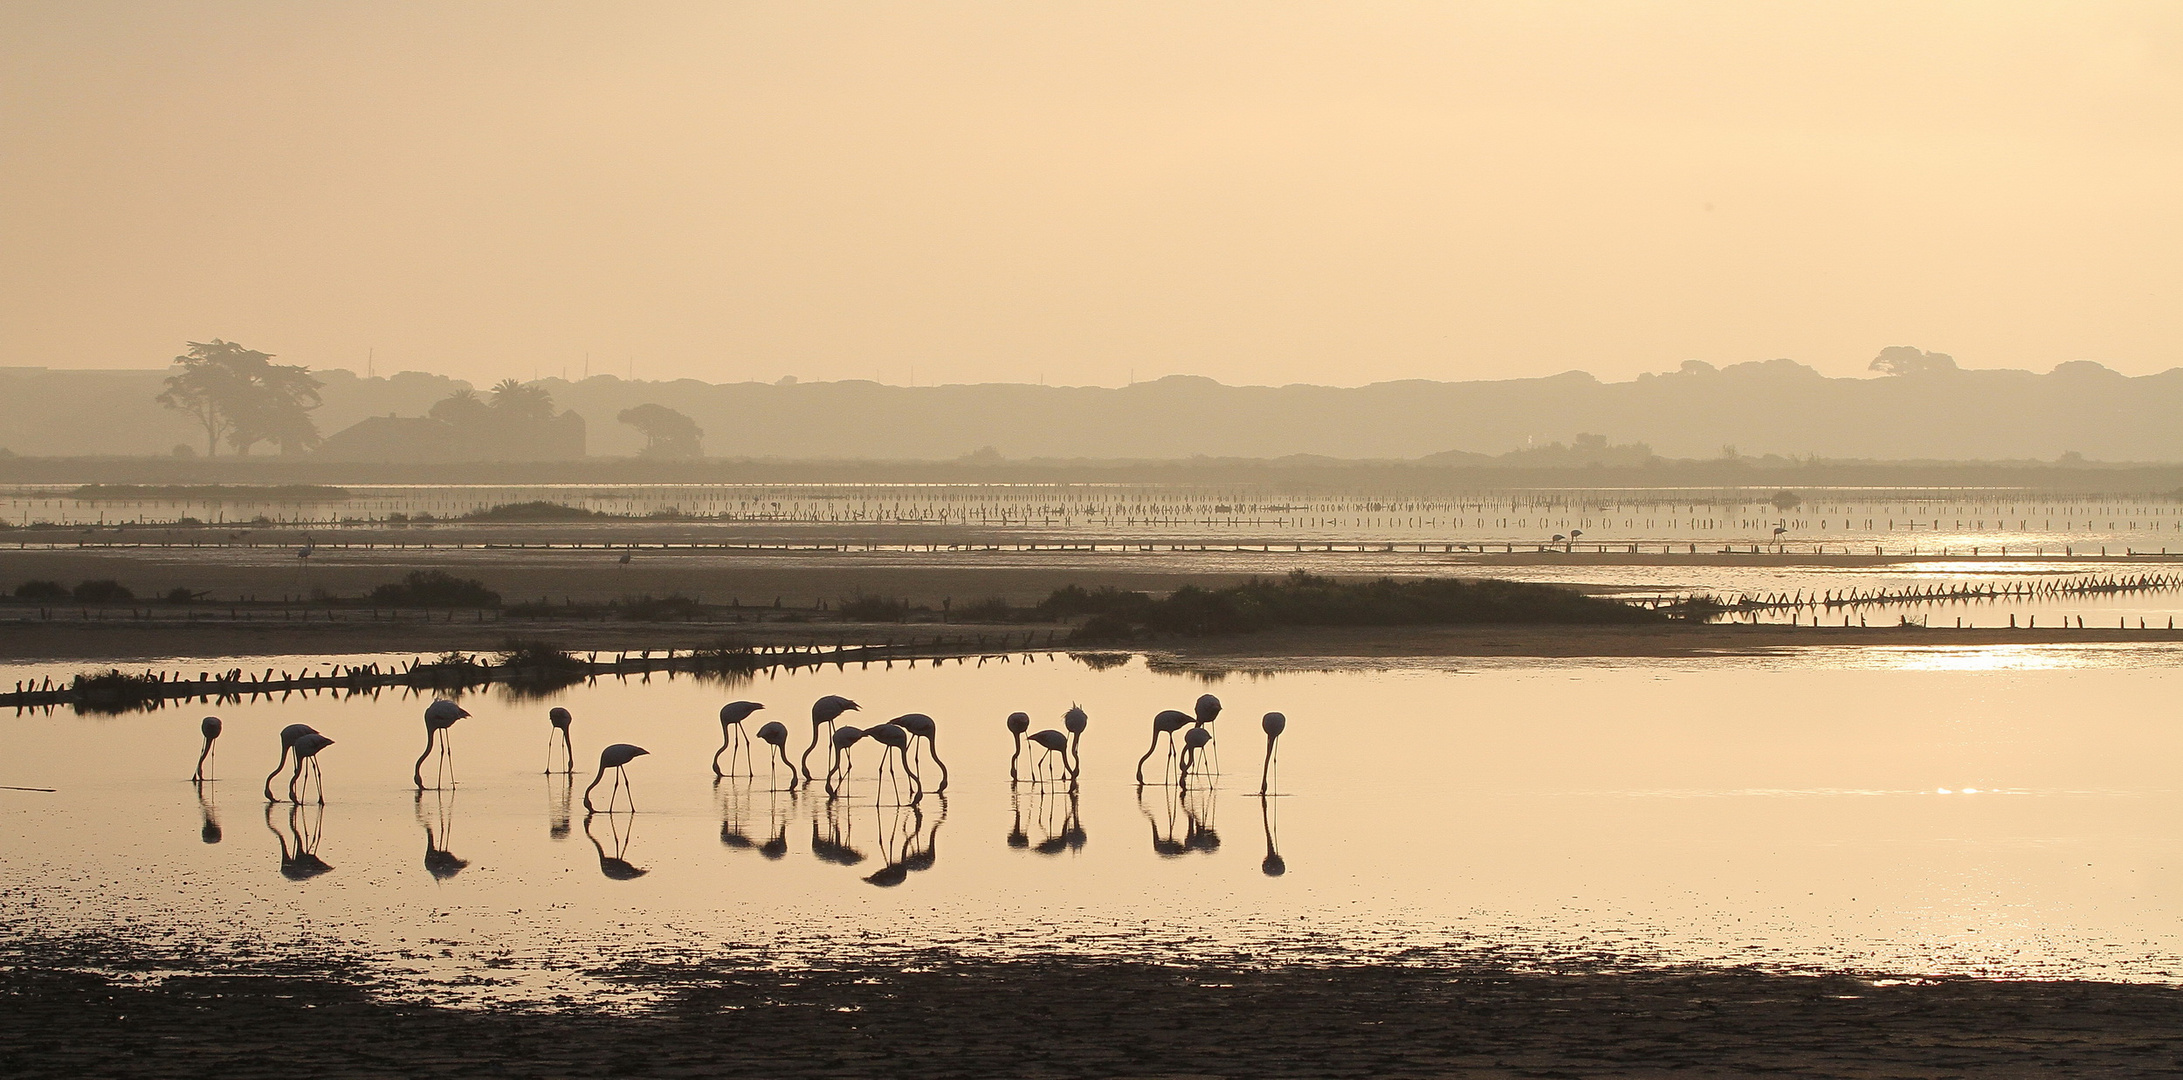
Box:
[5,648,2183,1005]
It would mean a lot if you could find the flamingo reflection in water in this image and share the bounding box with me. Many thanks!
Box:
[717,773,795,859]
[799,695,861,784]
[544,707,575,775]
[262,723,319,803]
[417,789,469,880]
[1138,780,1219,857]
[287,733,335,805]
[1133,710,1192,787]
[414,699,469,791]
[712,700,765,778]
[546,772,575,840]
[583,809,646,879]
[1005,787,1085,856]
[266,802,332,881]
[583,743,650,813]
[1259,793,1286,877]
[810,797,866,867]
[191,715,221,782]
[862,794,950,886]
[195,780,222,844]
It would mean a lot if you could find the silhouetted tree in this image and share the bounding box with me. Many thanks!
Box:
[490,379,556,421]
[429,387,490,424]
[617,404,704,459]
[1870,346,1958,377]
[155,340,324,456]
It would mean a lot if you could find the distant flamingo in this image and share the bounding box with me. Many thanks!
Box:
[1134,710,1193,786]
[713,700,766,777]
[1006,711,1031,782]
[545,707,574,775]
[191,715,222,781]
[823,725,869,798]
[865,723,922,803]
[799,696,861,783]
[754,720,793,784]
[413,699,469,790]
[883,713,950,792]
[582,743,651,812]
[1063,705,1089,785]
[1177,726,1213,787]
[288,733,335,805]
[262,723,319,802]
[1258,711,1286,796]
[1027,729,1070,784]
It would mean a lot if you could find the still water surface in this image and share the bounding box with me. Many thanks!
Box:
[5,650,2181,1004]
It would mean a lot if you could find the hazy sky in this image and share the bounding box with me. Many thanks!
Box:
[5,2,2181,388]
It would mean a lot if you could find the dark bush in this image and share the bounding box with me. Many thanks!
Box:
[619,594,704,621]
[1035,584,1153,619]
[72,579,134,604]
[1068,571,1659,641]
[164,587,202,604]
[838,595,912,622]
[954,596,1016,622]
[458,501,605,522]
[369,570,502,608]
[14,580,67,602]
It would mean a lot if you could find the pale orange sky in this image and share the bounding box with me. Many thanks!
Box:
[4,2,2180,388]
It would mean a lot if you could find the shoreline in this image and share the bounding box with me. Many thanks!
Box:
[5,935,2182,1078]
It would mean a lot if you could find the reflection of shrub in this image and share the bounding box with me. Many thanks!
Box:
[619,594,703,621]
[71,668,167,712]
[370,570,501,608]
[72,579,134,604]
[1069,651,1135,670]
[14,580,67,602]
[838,595,911,622]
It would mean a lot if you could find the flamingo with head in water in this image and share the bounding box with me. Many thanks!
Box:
[713,700,766,777]
[1062,705,1088,785]
[1006,711,1031,782]
[753,721,793,785]
[1134,710,1193,786]
[864,722,921,803]
[191,715,222,782]
[583,743,650,813]
[799,696,860,783]
[1177,726,1213,787]
[545,707,574,775]
[414,699,469,790]
[883,713,949,793]
[1027,729,1070,784]
[823,725,869,798]
[1257,711,1286,796]
[263,723,319,802]
[288,733,335,805]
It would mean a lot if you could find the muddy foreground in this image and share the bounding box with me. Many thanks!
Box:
[4,933,2181,1078]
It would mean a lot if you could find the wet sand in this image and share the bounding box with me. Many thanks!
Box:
[6,934,2182,1078]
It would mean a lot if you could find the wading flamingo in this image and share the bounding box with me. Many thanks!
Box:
[1192,693,1222,775]
[865,722,921,804]
[1027,729,1070,784]
[1134,710,1193,786]
[583,743,651,813]
[1063,705,1089,785]
[754,720,793,785]
[883,713,950,792]
[413,699,469,790]
[1258,711,1286,796]
[288,733,335,805]
[823,726,868,798]
[713,700,766,777]
[191,715,222,781]
[263,723,319,802]
[1006,711,1031,782]
[799,696,861,783]
[545,707,574,775]
[1177,726,1213,787]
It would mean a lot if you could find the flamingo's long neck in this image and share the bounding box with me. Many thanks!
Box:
[582,762,609,810]
[924,733,949,790]
[263,749,290,802]
[413,728,437,788]
[799,720,828,781]
[1134,730,1161,783]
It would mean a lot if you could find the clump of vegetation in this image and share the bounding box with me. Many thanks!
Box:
[459,501,605,522]
[494,639,586,672]
[14,580,68,602]
[163,587,205,604]
[1037,585,1153,619]
[72,579,134,604]
[1771,489,1803,510]
[370,570,502,608]
[71,668,168,713]
[953,596,1017,622]
[619,594,704,621]
[1069,652,1133,671]
[1064,571,1662,642]
[838,595,913,622]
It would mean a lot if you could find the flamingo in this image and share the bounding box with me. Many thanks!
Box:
[545,707,574,775]
[883,713,950,792]
[1257,711,1286,796]
[1134,710,1193,786]
[1192,693,1222,774]
[413,699,469,791]
[582,743,650,812]
[1006,711,1031,782]
[262,723,319,802]
[823,726,869,798]
[865,723,921,803]
[713,700,766,777]
[191,715,222,781]
[1177,726,1213,787]
[1027,729,1070,784]
[799,696,860,783]
[753,720,793,785]
[1063,705,1089,785]
[288,733,335,805]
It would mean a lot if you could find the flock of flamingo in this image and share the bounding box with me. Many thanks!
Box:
[193,691,1290,811]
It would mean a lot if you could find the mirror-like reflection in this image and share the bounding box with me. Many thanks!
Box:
[1008,787,1085,857]
[717,775,795,858]
[584,810,646,879]
[192,779,221,844]
[1140,782,1218,857]
[811,797,866,866]
[417,789,469,880]
[546,773,573,839]
[1259,795,1285,877]
[265,802,330,880]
